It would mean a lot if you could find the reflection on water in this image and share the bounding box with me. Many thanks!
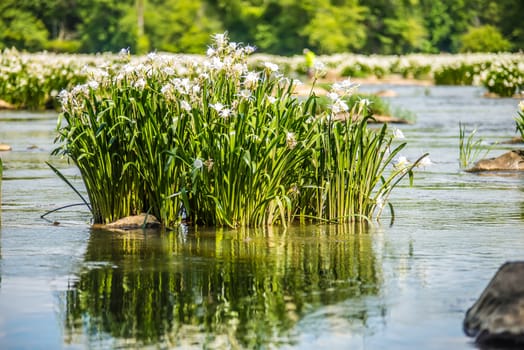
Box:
[61,224,382,348]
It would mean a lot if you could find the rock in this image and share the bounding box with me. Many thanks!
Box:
[374,89,397,97]
[93,213,161,230]
[500,136,523,145]
[0,99,15,110]
[332,113,410,124]
[0,144,11,151]
[463,261,524,345]
[467,150,524,172]
[370,114,410,124]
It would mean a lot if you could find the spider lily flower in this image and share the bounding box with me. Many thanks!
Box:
[193,158,203,169]
[393,128,405,139]
[394,156,410,170]
[417,155,432,168]
[210,102,225,113]
[263,62,279,73]
[330,98,349,114]
[286,132,297,149]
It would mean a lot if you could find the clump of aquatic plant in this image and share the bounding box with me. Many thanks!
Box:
[297,88,428,223]
[434,62,489,86]
[458,122,494,169]
[516,101,524,140]
[391,55,432,80]
[54,33,426,228]
[482,60,524,97]
[340,61,386,79]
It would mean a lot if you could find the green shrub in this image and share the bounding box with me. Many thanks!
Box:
[45,39,82,53]
[460,25,512,53]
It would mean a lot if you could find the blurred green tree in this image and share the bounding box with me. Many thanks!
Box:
[0,2,48,51]
[144,0,222,53]
[460,25,512,52]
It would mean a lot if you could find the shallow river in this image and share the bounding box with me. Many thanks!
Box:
[0,85,523,349]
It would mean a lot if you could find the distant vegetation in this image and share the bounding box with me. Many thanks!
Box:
[1,50,522,111]
[0,0,522,55]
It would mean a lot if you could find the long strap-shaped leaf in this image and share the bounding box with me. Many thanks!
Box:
[46,161,92,213]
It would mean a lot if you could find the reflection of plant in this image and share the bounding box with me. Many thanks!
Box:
[458,122,493,169]
[0,157,2,218]
[516,101,524,140]
[61,225,382,348]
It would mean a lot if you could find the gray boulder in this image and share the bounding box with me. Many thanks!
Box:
[463,261,524,345]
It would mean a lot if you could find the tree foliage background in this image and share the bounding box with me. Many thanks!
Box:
[1,0,522,55]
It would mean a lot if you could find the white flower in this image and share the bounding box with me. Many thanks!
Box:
[180,100,191,112]
[332,79,359,95]
[161,84,172,95]
[417,155,432,168]
[327,92,339,101]
[191,84,201,96]
[210,57,224,70]
[193,158,203,169]
[266,95,277,104]
[393,128,405,139]
[146,52,157,60]
[244,45,256,54]
[238,89,252,100]
[376,193,385,211]
[244,71,259,88]
[211,102,225,113]
[163,67,175,76]
[134,78,146,89]
[264,62,279,73]
[286,132,297,149]
[219,108,231,119]
[519,100,524,113]
[331,98,349,114]
[395,156,409,169]
[313,61,326,77]
[87,80,99,90]
[213,33,227,48]
[119,47,130,57]
[359,98,371,108]
[207,47,216,57]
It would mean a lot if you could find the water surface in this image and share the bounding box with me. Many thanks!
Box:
[0,86,523,349]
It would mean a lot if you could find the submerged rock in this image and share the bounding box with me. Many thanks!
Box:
[93,213,161,230]
[467,150,524,172]
[463,261,524,345]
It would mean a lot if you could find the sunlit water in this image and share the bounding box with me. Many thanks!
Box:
[0,85,523,350]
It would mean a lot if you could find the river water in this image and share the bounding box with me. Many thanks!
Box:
[0,85,522,349]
